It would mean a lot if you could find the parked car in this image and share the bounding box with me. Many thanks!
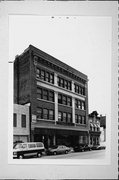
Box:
[83,144,92,151]
[46,145,71,155]
[91,145,106,150]
[13,142,45,159]
[73,144,91,152]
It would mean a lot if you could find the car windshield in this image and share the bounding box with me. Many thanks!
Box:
[13,143,22,149]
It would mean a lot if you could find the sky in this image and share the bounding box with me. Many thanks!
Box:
[9,15,112,115]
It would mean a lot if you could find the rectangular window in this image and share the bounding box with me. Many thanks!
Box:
[49,91,54,102]
[75,114,78,123]
[67,97,72,106]
[67,113,72,123]
[43,89,48,100]
[28,143,36,148]
[63,112,67,122]
[68,81,71,90]
[82,101,85,110]
[36,68,40,78]
[21,114,26,128]
[37,108,42,119]
[13,113,17,127]
[82,87,85,95]
[80,86,85,95]
[50,74,54,84]
[43,109,48,119]
[78,100,81,109]
[62,95,67,105]
[57,77,60,86]
[75,99,78,108]
[79,115,82,124]
[60,78,64,87]
[84,117,86,124]
[64,80,68,89]
[76,85,79,93]
[45,72,49,82]
[37,87,42,99]
[82,116,85,124]
[49,110,54,120]
[75,84,79,93]
[40,70,45,80]
[58,94,62,104]
[58,112,62,121]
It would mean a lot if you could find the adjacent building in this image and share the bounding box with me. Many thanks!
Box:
[89,111,101,146]
[100,115,106,145]
[14,45,89,148]
[13,104,30,143]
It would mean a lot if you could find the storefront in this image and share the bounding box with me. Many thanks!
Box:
[32,127,89,148]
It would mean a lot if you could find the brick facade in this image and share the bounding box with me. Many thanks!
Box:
[14,45,89,148]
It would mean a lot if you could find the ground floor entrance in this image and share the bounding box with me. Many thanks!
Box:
[31,128,89,148]
[89,132,100,146]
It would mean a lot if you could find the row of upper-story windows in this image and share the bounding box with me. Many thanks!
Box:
[90,125,100,132]
[75,99,85,110]
[58,93,72,107]
[36,68,86,96]
[37,87,86,111]
[37,87,54,102]
[37,107,54,120]
[58,111,72,123]
[57,76,72,91]
[13,113,26,128]
[75,114,86,124]
[37,107,86,125]
[36,68,54,84]
[74,83,85,95]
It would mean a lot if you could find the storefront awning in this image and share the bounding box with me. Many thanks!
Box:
[34,127,88,136]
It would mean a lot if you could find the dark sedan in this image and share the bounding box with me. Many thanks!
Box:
[46,145,71,155]
[91,145,106,150]
[73,144,91,152]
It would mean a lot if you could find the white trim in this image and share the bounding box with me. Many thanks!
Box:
[37,79,85,101]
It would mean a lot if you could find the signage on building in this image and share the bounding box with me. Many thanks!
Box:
[32,114,36,123]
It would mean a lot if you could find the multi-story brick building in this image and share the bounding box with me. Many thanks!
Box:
[14,45,89,148]
[13,104,30,143]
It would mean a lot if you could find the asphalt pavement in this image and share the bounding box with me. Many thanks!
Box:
[41,149,106,159]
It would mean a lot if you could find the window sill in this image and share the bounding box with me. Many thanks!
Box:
[37,118,55,122]
[58,103,72,108]
[37,98,55,104]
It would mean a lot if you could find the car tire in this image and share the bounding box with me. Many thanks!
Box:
[53,151,57,155]
[18,154,24,159]
[37,152,42,158]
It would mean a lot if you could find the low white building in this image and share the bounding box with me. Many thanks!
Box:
[13,104,30,143]
[100,115,106,146]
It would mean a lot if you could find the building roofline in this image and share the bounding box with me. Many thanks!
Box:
[15,44,88,81]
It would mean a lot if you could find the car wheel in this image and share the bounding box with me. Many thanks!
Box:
[37,152,42,158]
[19,154,23,159]
[53,151,57,155]
[65,150,68,154]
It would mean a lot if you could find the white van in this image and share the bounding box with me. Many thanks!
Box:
[13,142,45,159]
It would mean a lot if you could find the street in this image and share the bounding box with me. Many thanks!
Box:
[31,149,106,159]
